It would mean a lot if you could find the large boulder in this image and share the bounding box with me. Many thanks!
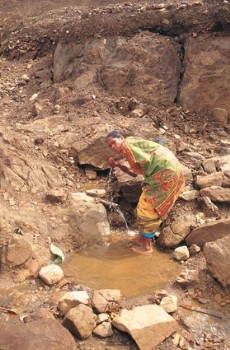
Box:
[204,235,230,287]
[6,236,32,267]
[63,304,97,339]
[186,218,230,247]
[69,192,111,246]
[0,319,77,350]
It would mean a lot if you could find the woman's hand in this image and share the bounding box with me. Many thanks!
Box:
[108,157,137,178]
[108,157,119,168]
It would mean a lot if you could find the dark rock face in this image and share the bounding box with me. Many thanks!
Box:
[179,34,230,115]
[53,32,181,106]
[98,32,181,106]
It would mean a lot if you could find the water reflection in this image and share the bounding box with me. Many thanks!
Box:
[62,240,178,298]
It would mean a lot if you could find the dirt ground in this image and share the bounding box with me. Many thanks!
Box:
[0,0,229,349]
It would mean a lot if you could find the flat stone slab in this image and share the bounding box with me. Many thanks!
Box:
[186,218,230,247]
[112,305,178,350]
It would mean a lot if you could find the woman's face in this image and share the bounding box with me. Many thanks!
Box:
[106,136,124,154]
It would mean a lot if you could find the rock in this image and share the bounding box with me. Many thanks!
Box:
[86,189,106,198]
[72,132,115,170]
[92,289,121,313]
[28,308,56,321]
[204,235,230,287]
[220,140,230,147]
[2,166,25,190]
[21,74,30,82]
[212,108,229,125]
[200,186,230,202]
[173,246,190,261]
[33,102,43,117]
[34,67,52,81]
[1,157,64,191]
[154,289,169,303]
[97,313,110,324]
[202,159,216,174]
[30,93,39,101]
[45,190,68,203]
[112,305,178,350]
[63,304,97,339]
[171,213,196,238]
[183,151,205,160]
[186,218,230,247]
[152,136,168,145]
[34,137,44,145]
[196,172,223,189]
[58,291,90,315]
[157,226,183,248]
[115,97,130,114]
[70,192,110,245]
[53,104,61,114]
[207,154,230,172]
[223,172,230,188]
[176,269,199,286]
[0,319,77,350]
[180,190,200,201]
[41,165,64,189]
[175,138,187,152]
[129,108,144,118]
[39,264,64,285]
[85,166,97,180]
[108,210,127,227]
[160,295,178,313]
[189,244,201,255]
[218,146,230,156]
[181,164,193,181]
[6,236,32,267]
[179,35,230,114]
[55,86,70,101]
[93,321,113,337]
[197,196,219,217]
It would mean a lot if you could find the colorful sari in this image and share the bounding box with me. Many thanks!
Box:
[121,137,185,234]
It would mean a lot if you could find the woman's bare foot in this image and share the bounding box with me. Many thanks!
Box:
[130,234,143,246]
[127,234,142,247]
[128,245,153,255]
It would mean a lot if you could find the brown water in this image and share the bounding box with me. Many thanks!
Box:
[62,240,178,298]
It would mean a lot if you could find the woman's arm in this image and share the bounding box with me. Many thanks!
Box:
[117,164,138,178]
[108,157,138,178]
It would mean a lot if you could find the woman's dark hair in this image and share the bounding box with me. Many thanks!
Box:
[106,130,123,139]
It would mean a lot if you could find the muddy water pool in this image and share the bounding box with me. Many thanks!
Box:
[62,239,178,298]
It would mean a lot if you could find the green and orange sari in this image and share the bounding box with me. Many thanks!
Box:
[121,137,185,234]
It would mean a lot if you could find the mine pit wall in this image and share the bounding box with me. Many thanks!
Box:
[1,0,229,116]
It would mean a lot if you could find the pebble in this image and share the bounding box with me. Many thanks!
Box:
[30,93,39,101]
